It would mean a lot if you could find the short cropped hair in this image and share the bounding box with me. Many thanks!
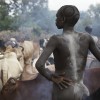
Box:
[57,5,80,26]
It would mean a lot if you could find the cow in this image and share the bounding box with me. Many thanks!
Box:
[0,45,23,88]
[0,58,55,100]
[0,39,100,100]
[13,46,25,69]
[5,38,25,69]
[0,67,100,100]
[84,88,100,100]
[19,40,40,80]
[83,67,100,94]
[0,73,53,100]
[5,38,40,81]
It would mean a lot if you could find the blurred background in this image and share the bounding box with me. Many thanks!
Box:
[0,0,100,41]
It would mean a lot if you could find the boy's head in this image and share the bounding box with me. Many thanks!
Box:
[56,5,80,29]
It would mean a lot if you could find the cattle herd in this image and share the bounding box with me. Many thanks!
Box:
[0,37,100,100]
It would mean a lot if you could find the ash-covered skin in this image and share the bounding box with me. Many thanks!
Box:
[36,5,100,100]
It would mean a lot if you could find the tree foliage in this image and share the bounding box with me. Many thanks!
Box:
[0,1,12,31]
[88,4,100,21]
[0,0,49,33]
[1,1,100,36]
[75,4,100,36]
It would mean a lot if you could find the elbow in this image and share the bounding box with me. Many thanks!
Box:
[35,61,42,72]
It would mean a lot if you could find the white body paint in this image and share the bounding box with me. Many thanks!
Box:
[64,32,79,80]
[64,32,89,96]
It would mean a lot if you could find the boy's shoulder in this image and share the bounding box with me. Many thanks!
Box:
[77,32,91,39]
[50,34,62,40]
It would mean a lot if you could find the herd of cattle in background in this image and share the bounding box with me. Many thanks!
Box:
[0,33,100,100]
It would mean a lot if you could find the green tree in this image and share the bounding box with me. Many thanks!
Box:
[0,1,13,31]
[8,0,49,32]
[87,4,100,36]
[88,4,100,22]
[75,4,100,36]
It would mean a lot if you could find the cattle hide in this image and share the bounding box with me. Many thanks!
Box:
[0,74,53,100]
[1,67,100,100]
[83,68,100,94]
[20,41,40,80]
[0,46,23,86]
[85,88,100,100]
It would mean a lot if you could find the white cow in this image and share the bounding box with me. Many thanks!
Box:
[0,45,23,87]
[20,40,40,80]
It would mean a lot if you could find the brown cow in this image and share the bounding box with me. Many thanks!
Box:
[0,67,100,100]
[0,73,53,100]
[83,67,100,94]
